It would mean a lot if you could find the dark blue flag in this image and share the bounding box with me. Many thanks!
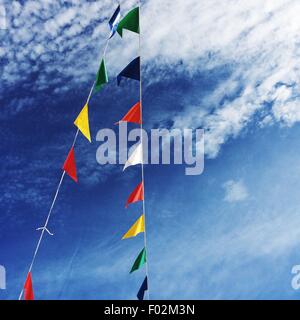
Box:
[109,5,121,38]
[117,57,140,85]
[137,276,148,301]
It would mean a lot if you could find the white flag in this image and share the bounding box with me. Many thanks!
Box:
[123,143,143,171]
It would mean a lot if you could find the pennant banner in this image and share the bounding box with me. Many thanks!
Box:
[117,101,141,125]
[122,214,145,239]
[137,276,148,300]
[24,272,34,300]
[124,143,143,171]
[117,7,140,37]
[63,147,78,183]
[109,5,121,38]
[74,104,91,142]
[95,59,108,92]
[130,247,147,273]
[19,5,124,301]
[126,181,144,208]
[117,57,140,86]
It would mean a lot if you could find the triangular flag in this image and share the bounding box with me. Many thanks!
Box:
[109,5,121,38]
[95,59,108,92]
[122,214,145,240]
[24,272,34,300]
[74,104,91,142]
[123,143,143,171]
[117,7,139,37]
[117,57,140,86]
[126,181,144,208]
[137,276,148,300]
[63,147,78,183]
[130,248,146,273]
[116,102,141,125]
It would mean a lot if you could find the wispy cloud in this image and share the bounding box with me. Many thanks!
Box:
[223,180,248,203]
[2,0,300,158]
[161,0,300,157]
[0,1,7,30]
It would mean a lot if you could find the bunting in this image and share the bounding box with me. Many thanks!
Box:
[74,104,91,142]
[117,7,140,37]
[123,143,143,171]
[126,181,144,208]
[122,214,145,240]
[63,147,78,183]
[130,248,147,273]
[118,5,150,300]
[19,5,122,301]
[24,272,34,301]
[117,57,140,86]
[137,277,148,301]
[116,102,141,125]
[95,59,108,92]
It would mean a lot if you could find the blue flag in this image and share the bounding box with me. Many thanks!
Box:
[137,276,148,301]
[117,57,140,85]
[109,5,121,38]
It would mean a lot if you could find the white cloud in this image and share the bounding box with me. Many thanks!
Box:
[223,179,248,203]
[154,0,300,157]
[1,0,300,158]
[0,2,7,30]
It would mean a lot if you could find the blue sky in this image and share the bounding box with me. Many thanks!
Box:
[1,0,300,300]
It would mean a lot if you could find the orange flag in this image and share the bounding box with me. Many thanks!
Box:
[116,102,141,125]
[126,181,144,208]
[63,147,78,183]
[24,272,34,300]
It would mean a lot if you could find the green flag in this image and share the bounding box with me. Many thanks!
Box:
[117,7,139,37]
[95,59,108,92]
[130,247,146,273]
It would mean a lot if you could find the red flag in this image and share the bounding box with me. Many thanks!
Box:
[24,272,34,300]
[63,147,78,183]
[116,102,141,125]
[126,181,144,208]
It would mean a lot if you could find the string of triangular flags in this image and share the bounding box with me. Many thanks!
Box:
[18,4,114,300]
[19,4,149,301]
[115,5,150,301]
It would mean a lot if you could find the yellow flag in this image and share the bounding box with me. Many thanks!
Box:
[122,214,145,240]
[74,104,91,142]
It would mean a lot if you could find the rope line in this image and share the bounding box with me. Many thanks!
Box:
[138,1,151,301]
[18,30,112,301]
